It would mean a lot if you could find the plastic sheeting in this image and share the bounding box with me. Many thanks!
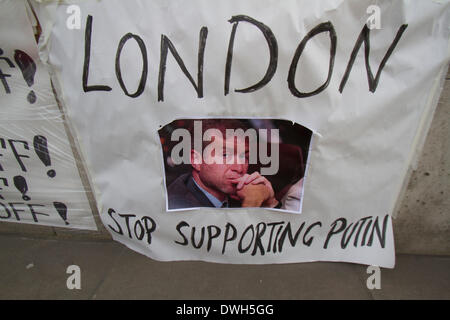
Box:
[25,0,450,266]
[0,0,97,230]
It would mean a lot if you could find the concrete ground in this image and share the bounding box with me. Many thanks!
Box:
[0,234,448,300]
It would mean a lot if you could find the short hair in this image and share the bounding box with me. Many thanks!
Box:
[186,119,250,151]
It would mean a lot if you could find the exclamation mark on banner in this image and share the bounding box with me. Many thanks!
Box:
[33,135,56,178]
[54,202,69,225]
[13,50,37,104]
[13,175,30,201]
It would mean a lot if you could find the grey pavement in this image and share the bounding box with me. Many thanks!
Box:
[0,234,448,300]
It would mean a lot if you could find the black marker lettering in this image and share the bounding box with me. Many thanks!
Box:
[119,213,136,239]
[288,21,337,98]
[107,208,123,235]
[303,221,322,247]
[361,219,373,246]
[277,222,305,252]
[191,226,205,249]
[367,214,389,248]
[339,24,408,93]
[0,202,11,219]
[238,224,254,253]
[0,137,5,171]
[0,68,12,94]
[8,139,29,172]
[353,216,372,247]
[323,218,346,249]
[252,222,266,256]
[8,202,24,221]
[266,222,284,253]
[340,222,359,249]
[27,204,48,223]
[272,224,285,253]
[134,219,145,240]
[115,33,148,97]
[224,15,278,95]
[175,221,189,246]
[222,222,237,254]
[0,49,13,93]
[158,27,208,101]
[14,50,37,104]
[0,177,7,200]
[141,216,156,245]
[207,225,221,252]
[83,15,112,92]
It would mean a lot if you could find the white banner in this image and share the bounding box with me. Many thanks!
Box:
[39,0,449,267]
[0,0,97,230]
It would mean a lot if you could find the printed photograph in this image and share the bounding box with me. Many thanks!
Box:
[158,119,312,213]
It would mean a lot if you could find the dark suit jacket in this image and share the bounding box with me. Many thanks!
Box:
[167,173,240,210]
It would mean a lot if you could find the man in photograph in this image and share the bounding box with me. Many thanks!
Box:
[166,119,280,210]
